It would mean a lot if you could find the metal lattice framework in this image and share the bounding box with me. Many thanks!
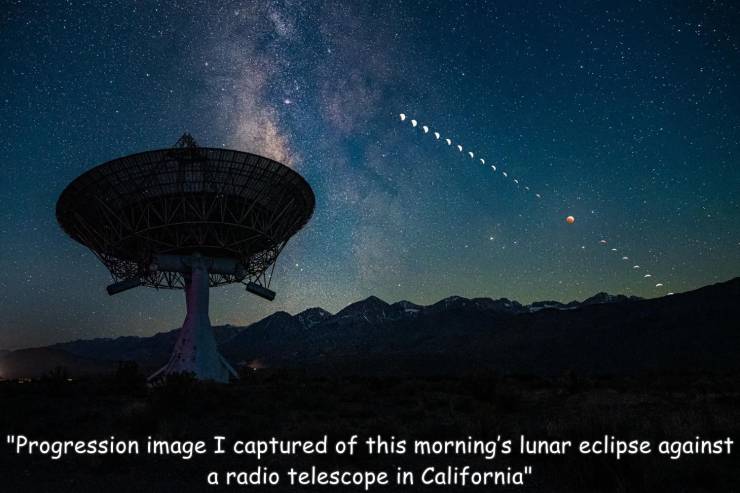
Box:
[56,136,315,289]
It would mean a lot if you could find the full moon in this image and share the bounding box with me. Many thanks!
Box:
[566,215,575,224]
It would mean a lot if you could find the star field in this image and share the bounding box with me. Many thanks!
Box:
[1,0,739,348]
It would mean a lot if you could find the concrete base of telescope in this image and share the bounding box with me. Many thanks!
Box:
[149,257,238,383]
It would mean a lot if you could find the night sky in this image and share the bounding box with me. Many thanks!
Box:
[2,1,739,349]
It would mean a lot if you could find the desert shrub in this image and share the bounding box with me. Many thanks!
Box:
[110,361,147,396]
[41,365,69,383]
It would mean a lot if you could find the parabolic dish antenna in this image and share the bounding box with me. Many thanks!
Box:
[56,133,315,382]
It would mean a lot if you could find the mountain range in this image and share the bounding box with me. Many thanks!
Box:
[1,277,738,379]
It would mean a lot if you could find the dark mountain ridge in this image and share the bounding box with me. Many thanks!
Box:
[1,278,738,379]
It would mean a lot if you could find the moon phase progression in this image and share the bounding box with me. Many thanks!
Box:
[398,113,671,295]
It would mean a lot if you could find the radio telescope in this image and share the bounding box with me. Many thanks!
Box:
[56,134,315,383]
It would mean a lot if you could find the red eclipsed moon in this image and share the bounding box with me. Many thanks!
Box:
[566,215,575,224]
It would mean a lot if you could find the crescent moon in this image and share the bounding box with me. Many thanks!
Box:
[446,139,452,145]
[434,132,440,139]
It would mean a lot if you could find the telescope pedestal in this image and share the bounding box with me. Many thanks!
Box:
[149,258,237,383]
